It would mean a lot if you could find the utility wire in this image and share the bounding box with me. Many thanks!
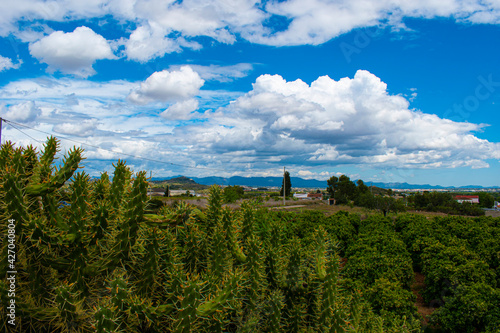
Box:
[7,121,111,174]
[2,118,229,172]
[5,121,45,144]
[7,122,161,181]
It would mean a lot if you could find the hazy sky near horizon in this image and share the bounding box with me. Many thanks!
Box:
[1,0,500,186]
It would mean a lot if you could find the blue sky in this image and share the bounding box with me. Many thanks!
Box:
[1,1,500,186]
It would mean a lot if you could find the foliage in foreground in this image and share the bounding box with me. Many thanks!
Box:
[2,138,499,332]
[0,138,422,332]
[396,214,500,332]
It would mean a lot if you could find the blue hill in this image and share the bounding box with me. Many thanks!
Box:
[151,176,498,190]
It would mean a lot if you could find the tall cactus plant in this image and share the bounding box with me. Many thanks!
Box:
[206,184,222,232]
[314,227,347,333]
[221,206,246,263]
[284,237,305,332]
[245,235,263,312]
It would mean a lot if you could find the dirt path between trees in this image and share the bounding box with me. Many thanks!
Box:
[411,272,436,327]
[270,205,307,210]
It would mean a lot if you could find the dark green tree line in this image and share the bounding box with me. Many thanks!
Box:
[279,171,291,197]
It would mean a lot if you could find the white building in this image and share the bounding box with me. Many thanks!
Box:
[293,192,323,200]
[454,195,479,204]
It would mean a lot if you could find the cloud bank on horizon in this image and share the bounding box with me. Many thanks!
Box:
[1,0,500,185]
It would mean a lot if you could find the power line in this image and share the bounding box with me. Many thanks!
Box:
[2,118,229,172]
[5,121,45,144]
[6,121,110,175]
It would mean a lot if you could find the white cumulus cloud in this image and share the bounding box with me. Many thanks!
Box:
[29,26,116,77]
[161,99,199,120]
[123,23,200,62]
[128,66,205,105]
[53,118,98,137]
[1,101,41,123]
[0,55,21,72]
[181,70,500,169]
[121,0,265,61]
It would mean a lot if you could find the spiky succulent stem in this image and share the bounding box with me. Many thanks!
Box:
[266,290,284,333]
[36,136,58,182]
[138,227,160,296]
[115,171,148,261]
[182,224,207,274]
[0,141,15,169]
[54,283,79,323]
[284,237,305,332]
[206,185,222,233]
[174,281,200,333]
[245,235,263,312]
[3,173,28,239]
[67,172,92,296]
[318,252,346,333]
[209,222,231,281]
[91,203,109,245]
[240,201,255,251]
[197,274,241,317]
[109,160,130,212]
[92,172,110,202]
[94,306,119,333]
[69,172,90,240]
[110,275,128,312]
[221,206,246,263]
[26,146,83,196]
[265,221,282,290]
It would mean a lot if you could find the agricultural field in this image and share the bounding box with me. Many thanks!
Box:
[1,139,499,332]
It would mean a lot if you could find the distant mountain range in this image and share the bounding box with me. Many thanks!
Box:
[193,176,326,188]
[151,176,498,190]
